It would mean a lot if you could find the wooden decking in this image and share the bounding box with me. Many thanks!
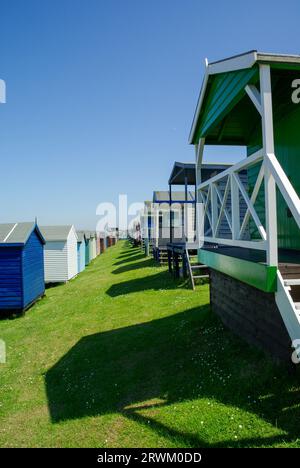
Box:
[279,263,300,279]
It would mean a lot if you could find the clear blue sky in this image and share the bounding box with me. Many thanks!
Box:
[0,0,299,228]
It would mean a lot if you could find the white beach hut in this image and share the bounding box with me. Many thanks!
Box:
[40,225,78,283]
[87,231,97,261]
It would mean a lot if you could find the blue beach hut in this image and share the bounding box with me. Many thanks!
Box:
[76,231,86,273]
[0,222,45,311]
[81,231,91,265]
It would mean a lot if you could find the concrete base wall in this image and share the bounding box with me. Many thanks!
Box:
[210,269,292,362]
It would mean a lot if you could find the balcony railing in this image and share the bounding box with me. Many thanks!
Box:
[197,149,300,266]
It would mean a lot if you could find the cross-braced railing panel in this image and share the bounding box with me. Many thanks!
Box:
[197,149,267,250]
[197,149,300,261]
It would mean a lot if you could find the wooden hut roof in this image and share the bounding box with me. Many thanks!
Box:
[40,225,76,242]
[168,161,232,185]
[168,162,196,185]
[0,222,45,245]
[189,50,300,146]
[153,191,195,202]
[76,231,86,243]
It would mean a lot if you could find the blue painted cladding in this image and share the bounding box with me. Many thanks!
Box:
[0,247,22,309]
[85,240,90,265]
[22,230,45,308]
[77,241,85,273]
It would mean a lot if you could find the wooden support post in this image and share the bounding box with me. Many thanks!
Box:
[230,174,240,240]
[172,248,176,278]
[195,138,205,247]
[184,171,188,241]
[175,252,180,279]
[194,183,197,241]
[260,64,278,267]
[168,249,172,273]
[145,238,149,257]
[211,183,218,237]
[169,184,173,244]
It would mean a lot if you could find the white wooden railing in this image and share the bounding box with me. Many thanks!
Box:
[197,149,300,266]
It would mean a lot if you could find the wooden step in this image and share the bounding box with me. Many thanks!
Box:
[284,279,300,286]
[191,264,208,269]
[279,263,300,279]
[193,275,209,279]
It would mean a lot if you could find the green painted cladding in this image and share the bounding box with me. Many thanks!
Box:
[195,66,258,141]
[194,64,300,253]
[247,69,300,250]
[273,106,300,249]
[199,249,277,292]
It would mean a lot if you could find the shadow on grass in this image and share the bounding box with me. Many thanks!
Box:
[106,271,177,297]
[45,306,300,447]
[113,253,146,267]
[0,310,24,320]
[112,259,155,275]
[45,282,65,290]
[118,249,141,258]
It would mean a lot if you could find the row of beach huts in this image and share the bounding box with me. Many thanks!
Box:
[0,223,118,312]
[133,50,300,363]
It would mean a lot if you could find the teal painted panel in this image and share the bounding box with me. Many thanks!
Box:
[85,240,90,265]
[247,69,300,250]
[196,66,258,140]
[198,249,277,292]
[77,241,85,273]
[273,106,300,250]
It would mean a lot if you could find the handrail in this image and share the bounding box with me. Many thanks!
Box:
[197,149,263,190]
[266,153,300,230]
[197,150,300,264]
[197,149,265,250]
[196,149,300,263]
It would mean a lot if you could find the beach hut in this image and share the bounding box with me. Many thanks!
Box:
[166,161,234,280]
[140,201,154,254]
[76,231,86,273]
[88,231,97,260]
[190,50,300,361]
[105,228,118,247]
[96,232,101,256]
[40,225,78,283]
[98,232,106,253]
[0,222,45,311]
[151,190,195,264]
[83,231,91,265]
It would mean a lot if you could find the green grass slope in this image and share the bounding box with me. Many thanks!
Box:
[0,241,299,447]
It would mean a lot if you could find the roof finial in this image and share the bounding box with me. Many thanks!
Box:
[205,57,208,67]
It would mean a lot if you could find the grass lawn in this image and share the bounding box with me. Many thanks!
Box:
[0,240,299,448]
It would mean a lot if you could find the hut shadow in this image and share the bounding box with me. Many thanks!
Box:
[112,259,155,275]
[106,271,178,297]
[0,294,45,320]
[45,307,300,447]
[118,249,142,258]
[45,282,65,290]
[113,253,146,267]
[0,309,25,321]
[122,407,288,448]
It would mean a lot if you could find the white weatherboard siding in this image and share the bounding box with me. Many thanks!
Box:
[42,225,78,283]
[92,238,97,259]
[152,202,196,247]
[89,237,97,260]
[44,241,68,282]
[67,227,79,279]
